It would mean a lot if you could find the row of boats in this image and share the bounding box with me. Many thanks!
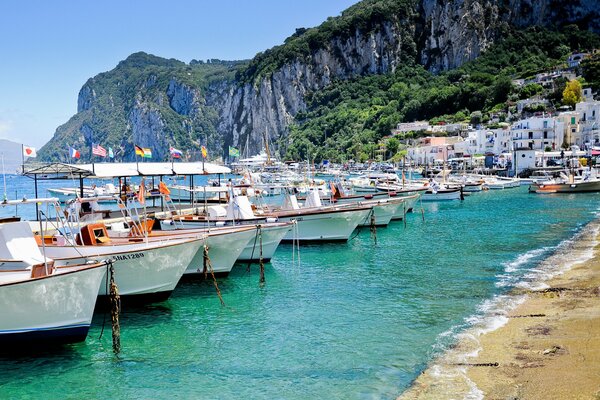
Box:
[0,185,421,347]
[7,163,597,347]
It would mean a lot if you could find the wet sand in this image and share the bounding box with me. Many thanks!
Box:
[400,236,600,399]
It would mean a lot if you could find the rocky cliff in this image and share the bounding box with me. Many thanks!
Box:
[38,0,599,162]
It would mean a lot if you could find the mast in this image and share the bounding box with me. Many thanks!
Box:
[263,127,272,166]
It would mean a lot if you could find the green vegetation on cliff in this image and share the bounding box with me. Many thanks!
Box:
[236,0,416,83]
[40,53,247,162]
[284,26,600,162]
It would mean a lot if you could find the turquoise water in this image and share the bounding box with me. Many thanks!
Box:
[1,177,599,399]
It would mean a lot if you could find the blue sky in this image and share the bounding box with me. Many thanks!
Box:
[0,0,357,149]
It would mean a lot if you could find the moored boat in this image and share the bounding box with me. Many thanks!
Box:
[0,222,107,345]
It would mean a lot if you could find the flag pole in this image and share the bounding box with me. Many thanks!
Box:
[21,144,25,174]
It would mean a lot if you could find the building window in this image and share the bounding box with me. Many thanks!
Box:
[543,121,548,128]
[571,117,576,124]
[528,132,533,139]
[572,128,576,133]
[543,131,548,139]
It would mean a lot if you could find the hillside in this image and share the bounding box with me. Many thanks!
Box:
[40,54,247,162]
[38,0,600,162]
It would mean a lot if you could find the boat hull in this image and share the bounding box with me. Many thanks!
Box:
[391,194,420,218]
[530,180,600,193]
[357,201,396,227]
[421,189,462,201]
[280,207,371,242]
[47,238,202,299]
[0,265,105,345]
[238,223,292,262]
[184,228,256,274]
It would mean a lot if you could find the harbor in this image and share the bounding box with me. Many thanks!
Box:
[1,171,599,398]
[3,0,600,398]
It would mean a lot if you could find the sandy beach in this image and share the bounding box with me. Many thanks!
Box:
[400,228,600,399]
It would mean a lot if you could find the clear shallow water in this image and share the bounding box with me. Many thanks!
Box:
[1,178,599,399]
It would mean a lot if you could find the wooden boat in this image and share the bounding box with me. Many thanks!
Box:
[162,193,372,243]
[42,221,204,302]
[0,221,107,345]
[529,178,600,193]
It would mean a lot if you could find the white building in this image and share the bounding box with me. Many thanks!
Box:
[556,111,581,148]
[511,116,564,151]
[575,97,600,148]
[394,121,430,134]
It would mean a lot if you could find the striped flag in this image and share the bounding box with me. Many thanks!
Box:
[170,147,183,159]
[92,144,107,157]
[137,178,145,205]
[108,147,114,158]
[69,147,81,159]
[201,146,208,159]
[143,148,152,158]
[135,145,144,157]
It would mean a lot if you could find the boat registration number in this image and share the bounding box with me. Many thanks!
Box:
[113,253,145,261]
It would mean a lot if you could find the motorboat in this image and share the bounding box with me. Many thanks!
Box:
[42,220,204,302]
[0,221,107,345]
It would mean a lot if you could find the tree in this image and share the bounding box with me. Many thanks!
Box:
[470,111,483,126]
[562,79,583,108]
[581,54,600,92]
[386,137,400,159]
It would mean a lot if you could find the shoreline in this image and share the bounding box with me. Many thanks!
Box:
[399,219,600,399]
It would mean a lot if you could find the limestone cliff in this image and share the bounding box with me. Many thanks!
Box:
[38,0,599,162]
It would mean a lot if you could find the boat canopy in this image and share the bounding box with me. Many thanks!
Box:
[23,162,231,178]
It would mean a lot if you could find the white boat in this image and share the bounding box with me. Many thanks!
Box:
[420,181,462,201]
[43,223,204,302]
[48,183,118,203]
[167,184,231,202]
[496,176,520,188]
[150,224,266,274]
[166,192,372,243]
[0,222,107,345]
[356,199,398,227]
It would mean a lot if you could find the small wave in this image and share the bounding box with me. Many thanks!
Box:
[419,218,600,398]
[502,247,550,273]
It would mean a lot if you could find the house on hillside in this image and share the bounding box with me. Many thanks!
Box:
[511,117,564,151]
[567,52,590,68]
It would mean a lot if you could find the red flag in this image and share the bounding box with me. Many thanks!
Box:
[137,179,146,205]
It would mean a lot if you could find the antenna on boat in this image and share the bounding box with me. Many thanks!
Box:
[1,153,7,202]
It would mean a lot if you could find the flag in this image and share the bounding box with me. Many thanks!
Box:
[69,147,81,159]
[158,181,171,200]
[135,145,144,157]
[137,179,146,205]
[170,147,183,159]
[143,148,152,158]
[330,181,337,197]
[23,146,37,158]
[228,146,239,157]
[92,144,107,157]
[201,146,207,159]
[108,147,114,158]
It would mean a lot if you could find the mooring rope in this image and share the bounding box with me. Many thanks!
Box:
[108,260,121,354]
[369,209,377,245]
[246,225,260,273]
[203,244,225,306]
[258,225,265,285]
